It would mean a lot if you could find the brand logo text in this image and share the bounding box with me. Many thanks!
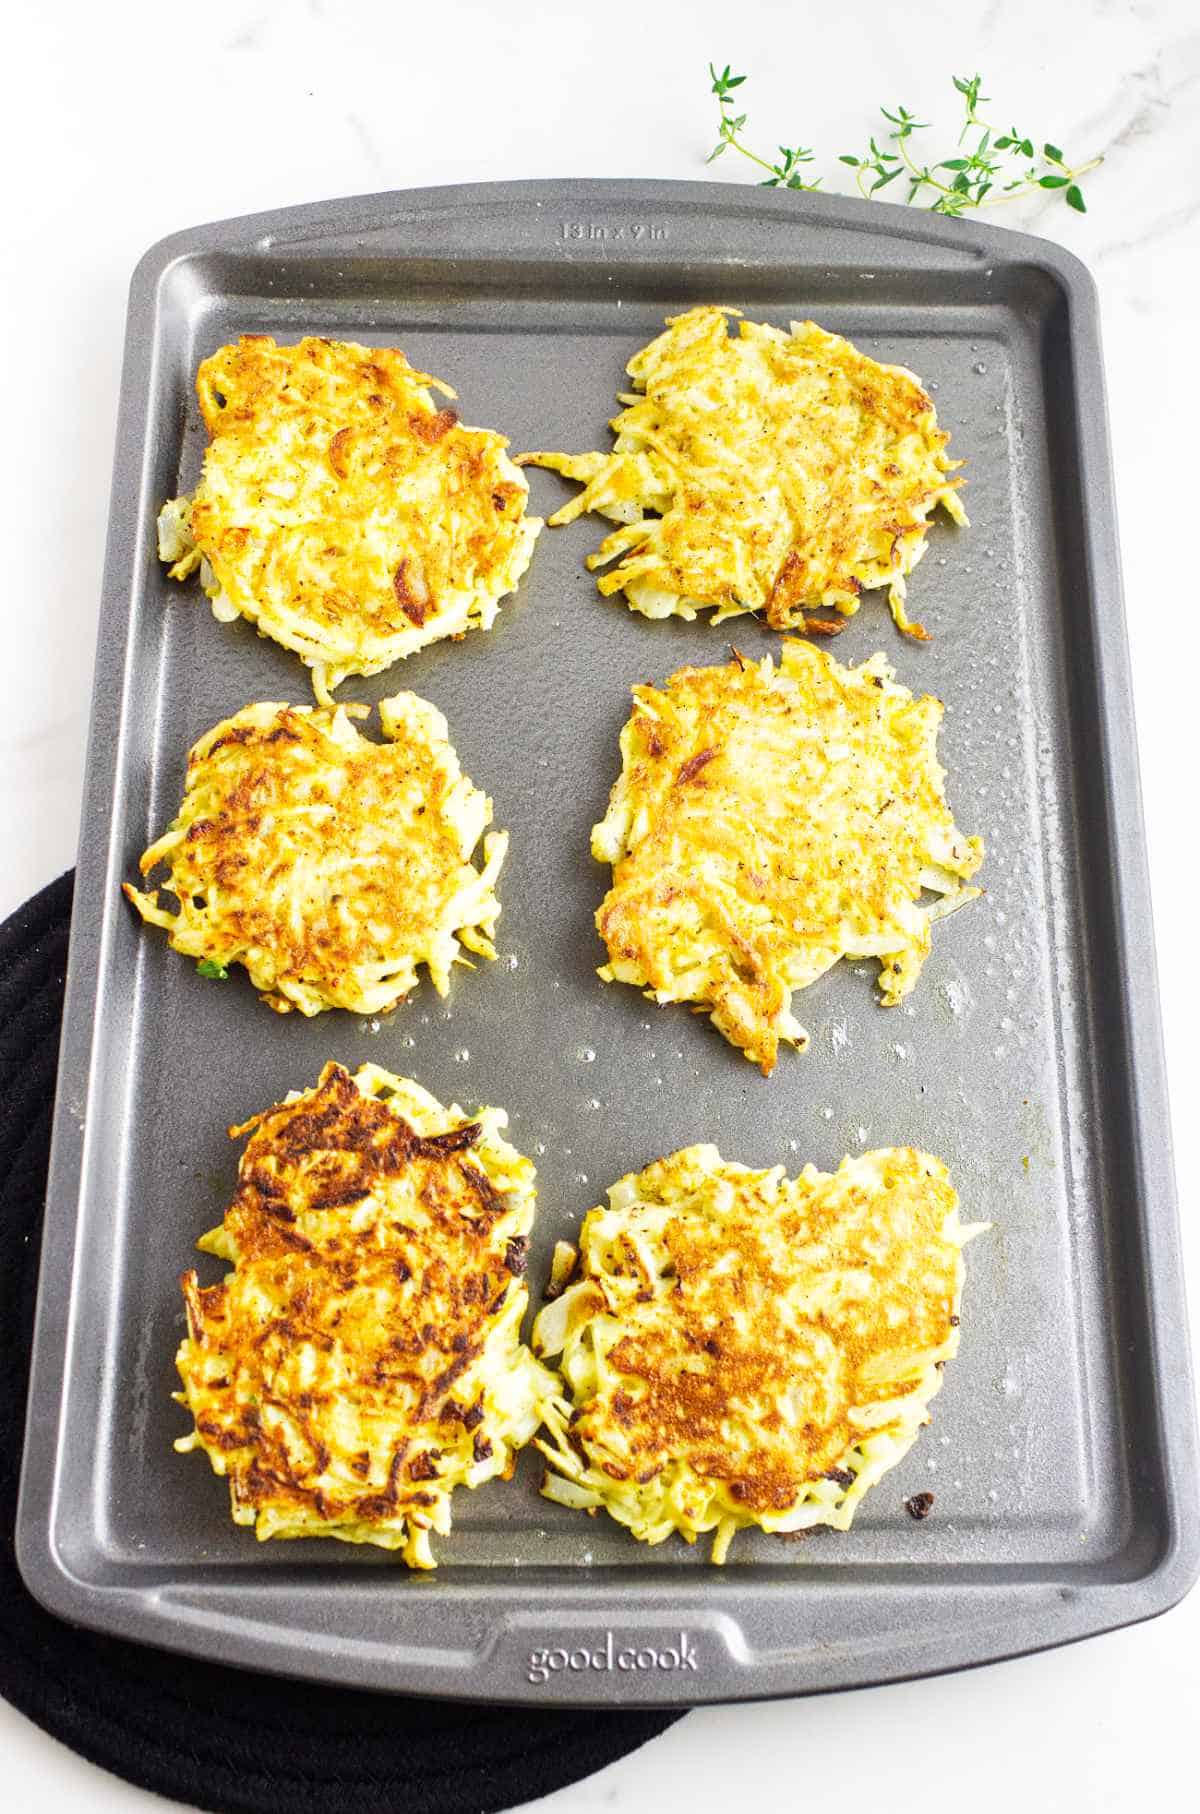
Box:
[527,1630,698,1684]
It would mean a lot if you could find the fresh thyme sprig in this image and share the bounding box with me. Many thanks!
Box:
[707,67,823,191]
[707,66,1100,215]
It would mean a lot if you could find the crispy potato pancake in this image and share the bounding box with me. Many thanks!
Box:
[535,1144,984,1562]
[175,1061,556,1566]
[123,694,505,1016]
[592,640,983,1074]
[158,336,542,701]
[521,305,964,638]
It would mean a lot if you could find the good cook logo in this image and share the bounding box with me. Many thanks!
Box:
[526,1631,698,1684]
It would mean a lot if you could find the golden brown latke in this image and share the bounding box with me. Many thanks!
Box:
[522,306,964,638]
[175,1061,555,1566]
[535,1143,984,1562]
[592,640,983,1073]
[123,694,505,1016]
[158,335,542,700]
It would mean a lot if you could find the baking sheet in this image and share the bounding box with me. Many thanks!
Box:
[16,180,1198,1704]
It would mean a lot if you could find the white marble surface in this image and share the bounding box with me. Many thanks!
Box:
[3,0,1198,1806]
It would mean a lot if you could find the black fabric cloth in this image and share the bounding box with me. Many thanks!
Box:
[0,872,683,1814]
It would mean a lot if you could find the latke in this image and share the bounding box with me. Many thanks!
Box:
[159,335,542,700]
[175,1061,556,1566]
[521,306,963,638]
[124,694,506,1016]
[592,640,983,1073]
[534,1143,984,1562]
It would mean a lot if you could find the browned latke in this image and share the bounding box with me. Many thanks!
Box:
[160,336,541,699]
[174,1063,553,1565]
[123,694,507,1017]
[535,1144,982,1560]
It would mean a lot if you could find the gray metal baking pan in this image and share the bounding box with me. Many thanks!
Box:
[16,179,1199,1705]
